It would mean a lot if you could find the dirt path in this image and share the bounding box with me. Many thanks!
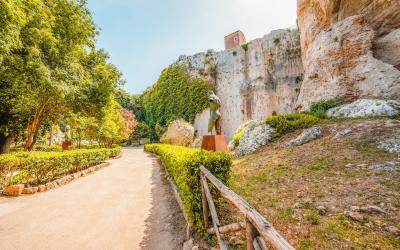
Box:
[0,147,186,250]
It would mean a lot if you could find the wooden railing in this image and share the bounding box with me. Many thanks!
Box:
[200,165,294,250]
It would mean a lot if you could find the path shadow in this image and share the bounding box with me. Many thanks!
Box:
[139,154,186,250]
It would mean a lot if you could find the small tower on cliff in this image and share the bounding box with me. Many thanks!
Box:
[224,30,246,50]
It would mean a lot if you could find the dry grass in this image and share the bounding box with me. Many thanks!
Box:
[219,118,400,249]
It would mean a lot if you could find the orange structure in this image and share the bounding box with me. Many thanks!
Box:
[224,30,246,50]
[201,135,228,152]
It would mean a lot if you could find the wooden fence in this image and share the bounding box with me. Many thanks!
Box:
[200,165,294,250]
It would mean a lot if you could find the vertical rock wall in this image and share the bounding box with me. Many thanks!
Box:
[177,29,303,139]
[296,0,400,109]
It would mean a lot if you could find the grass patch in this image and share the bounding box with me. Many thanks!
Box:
[264,113,320,134]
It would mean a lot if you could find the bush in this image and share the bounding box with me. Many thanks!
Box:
[232,129,245,147]
[309,99,338,118]
[144,144,232,232]
[34,145,62,152]
[265,113,320,134]
[0,147,121,187]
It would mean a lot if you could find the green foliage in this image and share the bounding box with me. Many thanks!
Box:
[232,129,245,147]
[265,113,320,134]
[273,37,280,45]
[128,121,149,143]
[309,100,338,118]
[241,43,249,51]
[144,144,232,232]
[0,0,124,152]
[142,66,213,141]
[34,145,62,152]
[0,147,121,187]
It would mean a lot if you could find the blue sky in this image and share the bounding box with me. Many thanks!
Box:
[87,0,297,94]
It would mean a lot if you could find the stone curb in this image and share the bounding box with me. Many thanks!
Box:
[2,162,111,197]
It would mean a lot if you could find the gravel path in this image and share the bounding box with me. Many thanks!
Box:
[0,147,186,250]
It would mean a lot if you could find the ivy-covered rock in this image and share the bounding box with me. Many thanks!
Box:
[142,66,213,141]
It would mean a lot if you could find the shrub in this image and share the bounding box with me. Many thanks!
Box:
[309,99,338,118]
[232,129,245,147]
[273,37,280,45]
[0,147,121,187]
[144,143,232,232]
[264,113,320,134]
[34,145,62,152]
[241,43,249,51]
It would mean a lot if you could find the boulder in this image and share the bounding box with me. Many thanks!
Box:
[327,99,400,118]
[235,124,275,157]
[368,162,398,171]
[283,127,322,147]
[3,184,24,196]
[334,128,352,139]
[192,137,202,148]
[22,187,38,195]
[378,141,400,153]
[160,119,195,147]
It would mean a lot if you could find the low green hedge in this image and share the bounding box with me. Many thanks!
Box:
[309,99,338,118]
[264,113,320,134]
[0,147,121,187]
[34,145,62,152]
[144,143,232,232]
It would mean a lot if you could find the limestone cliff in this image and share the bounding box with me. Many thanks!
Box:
[176,29,303,139]
[296,0,400,109]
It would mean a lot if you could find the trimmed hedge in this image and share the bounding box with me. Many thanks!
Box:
[264,113,320,134]
[144,143,232,232]
[0,147,121,187]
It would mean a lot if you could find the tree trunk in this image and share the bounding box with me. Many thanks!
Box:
[25,97,51,151]
[0,132,15,154]
[48,127,53,146]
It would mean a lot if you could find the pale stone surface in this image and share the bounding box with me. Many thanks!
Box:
[327,99,400,118]
[192,137,202,148]
[368,162,398,171]
[178,29,303,140]
[235,124,275,157]
[2,184,24,196]
[228,120,262,150]
[374,29,400,70]
[283,127,322,147]
[297,0,400,60]
[378,141,400,153]
[297,16,400,110]
[160,119,195,147]
[334,128,352,139]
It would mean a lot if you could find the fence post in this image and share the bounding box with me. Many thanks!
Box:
[246,217,258,250]
[200,172,209,229]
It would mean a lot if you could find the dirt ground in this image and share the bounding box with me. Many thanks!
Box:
[223,118,400,249]
[0,147,186,250]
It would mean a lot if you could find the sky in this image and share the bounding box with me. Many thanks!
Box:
[87,0,297,94]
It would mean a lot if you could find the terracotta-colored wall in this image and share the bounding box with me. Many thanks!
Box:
[224,31,246,50]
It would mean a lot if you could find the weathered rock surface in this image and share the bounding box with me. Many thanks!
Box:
[184,29,303,140]
[192,137,202,148]
[368,162,399,171]
[297,16,400,109]
[283,127,322,147]
[327,99,400,118]
[334,128,352,139]
[160,119,195,147]
[235,124,275,157]
[3,184,24,196]
[378,140,400,153]
[297,0,400,59]
[374,28,400,70]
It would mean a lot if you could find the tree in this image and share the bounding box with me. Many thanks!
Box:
[0,0,124,153]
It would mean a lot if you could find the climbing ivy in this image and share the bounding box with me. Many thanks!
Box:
[142,66,213,141]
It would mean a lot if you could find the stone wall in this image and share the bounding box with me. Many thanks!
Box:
[176,29,303,139]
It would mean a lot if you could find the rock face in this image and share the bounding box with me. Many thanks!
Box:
[327,99,400,118]
[235,124,275,157]
[160,119,195,147]
[283,127,322,147]
[297,0,400,109]
[180,29,303,139]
